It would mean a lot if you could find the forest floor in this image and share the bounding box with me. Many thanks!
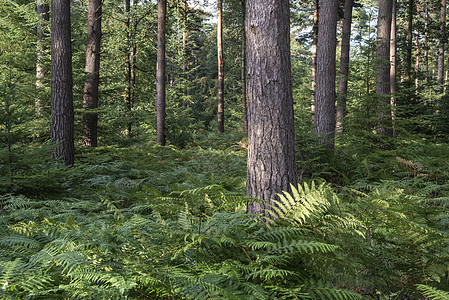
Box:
[1,135,449,299]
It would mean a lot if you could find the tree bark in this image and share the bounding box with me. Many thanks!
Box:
[217,0,224,133]
[51,0,74,165]
[36,0,49,115]
[246,0,297,217]
[375,0,393,136]
[311,0,319,118]
[336,0,354,134]
[156,0,166,146]
[82,0,102,147]
[437,0,446,94]
[314,0,338,151]
[241,0,247,136]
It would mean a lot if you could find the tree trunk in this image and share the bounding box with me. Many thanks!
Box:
[375,0,393,136]
[246,0,297,217]
[124,0,135,135]
[82,0,102,147]
[424,0,429,84]
[241,0,247,136]
[51,0,74,165]
[437,0,446,94]
[390,0,397,137]
[156,0,166,146]
[217,0,224,133]
[314,0,338,151]
[415,28,420,92]
[311,0,319,118]
[336,0,354,134]
[405,0,413,87]
[36,0,49,115]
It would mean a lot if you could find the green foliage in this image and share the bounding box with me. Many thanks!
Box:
[417,284,449,300]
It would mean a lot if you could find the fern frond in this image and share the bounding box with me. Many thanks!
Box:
[267,182,331,225]
[304,279,363,300]
[416,284,449,300]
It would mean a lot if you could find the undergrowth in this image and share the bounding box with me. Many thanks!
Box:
[1,138,449,299]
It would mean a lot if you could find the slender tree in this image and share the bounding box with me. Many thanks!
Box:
[36,0,49,114]
[405,0,413,87]
[415,27,420,92]
[156,0,166,145]
[217,0,224,133]
[241,0,247,136]
[424,0,429,84]
[51,0,74,165]
[314,0,338,151]
[390,0,397,136]
[246,0,297,217]
[437,0,446,94]
[311,0,319,118]
[375,0,393,136]
[336,0,354,134]
[124,0,136,135]
[82,0,102,147]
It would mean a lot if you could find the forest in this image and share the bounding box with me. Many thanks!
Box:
[2,0,449,298]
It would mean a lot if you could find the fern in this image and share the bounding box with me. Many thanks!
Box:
[416,284,449,300]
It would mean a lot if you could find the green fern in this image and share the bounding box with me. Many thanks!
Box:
[416,284,449,300]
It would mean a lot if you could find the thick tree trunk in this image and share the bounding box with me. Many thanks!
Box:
[438,0,446,94]
[82,0,102,147]
[156,0,166,146]
[390,0,397,137]
[311,0,319,118]
[314,0,338,151]
[375,0,393,136]
[336,0,354,134]
[241,0,247,136]
[36,0,49,115]
[246,0,297,217]
[217,0,224,133]
[51,0,74,165]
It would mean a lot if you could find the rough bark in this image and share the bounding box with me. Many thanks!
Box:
[82,0,102,147]
[311,0,319,118]
[375,0,393,136]
[156,0,166,146]
[36,0,49,114]
[314,0,338,151]
[390,0,397,136]
[336,0,354,134]
[437,0,446,94]
[51,0,74,165]
[241,0,247,136]
[217,0,224,133]
[246,0,297,217]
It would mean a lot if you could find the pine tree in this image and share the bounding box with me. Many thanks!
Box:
[246,0,297,217]
[51,0,74,165]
